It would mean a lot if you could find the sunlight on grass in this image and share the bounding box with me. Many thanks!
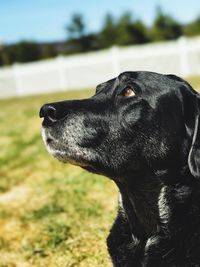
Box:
[0,89,117,267]
[187,76,200,91]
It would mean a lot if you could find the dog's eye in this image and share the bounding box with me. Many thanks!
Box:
[122,88,135,97]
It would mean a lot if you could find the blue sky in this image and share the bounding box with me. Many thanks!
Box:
[0,0,200,44]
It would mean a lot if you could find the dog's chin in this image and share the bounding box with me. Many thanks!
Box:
[46,142,91,167]
[46,145,68,163]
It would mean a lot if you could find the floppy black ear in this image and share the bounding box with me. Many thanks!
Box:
[188,97,200,179]
[167,74,200,179]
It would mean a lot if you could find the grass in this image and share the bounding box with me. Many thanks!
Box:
[0,89,117,267]
[0,75,199,267]
[187,76,200,90]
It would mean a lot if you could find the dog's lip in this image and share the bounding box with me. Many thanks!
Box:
[44,136,67,158]
[46,136,53,144]
[42,128,59,148]
[45,136,60,150]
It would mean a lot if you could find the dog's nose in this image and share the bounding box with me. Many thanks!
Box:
[39,104,57,121]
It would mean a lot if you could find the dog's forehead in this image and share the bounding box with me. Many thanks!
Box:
[96,71,168,89]
[118,71,187,96]
[96,72,139,94]
[95,71,190,97]
[96,78,117,94]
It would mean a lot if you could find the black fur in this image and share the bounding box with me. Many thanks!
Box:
[40,71,200,266]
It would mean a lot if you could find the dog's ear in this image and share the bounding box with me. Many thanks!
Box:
[166,75,200,179]
[188,96,200,179]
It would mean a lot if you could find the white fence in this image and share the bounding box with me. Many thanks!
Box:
[1,36,200,99]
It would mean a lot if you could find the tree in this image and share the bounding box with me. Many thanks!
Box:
[6,41,41,64]
[116,12,149,45]
[116,12,133,45]
[127,20,149,44]
[184,16,200,36]
[99,12,149,48]
[66,13,85,40]
[66,13,96,52]
[0,44,10,66]
[99,13,118,48]
[41,44,57,59]
[150,7,183,41]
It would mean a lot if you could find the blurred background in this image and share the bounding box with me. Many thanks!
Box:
[0,1,200,266]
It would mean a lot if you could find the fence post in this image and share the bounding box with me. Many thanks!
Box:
[56,55,68,91]
[178,37,190,77]
[12,63,23,96]
[111,46,121,76]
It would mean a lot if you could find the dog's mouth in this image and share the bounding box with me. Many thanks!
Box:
[42,129,66,162]
[42,128,91,167]
[42,128,58,149]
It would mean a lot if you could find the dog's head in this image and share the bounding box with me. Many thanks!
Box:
[40,71,200,179]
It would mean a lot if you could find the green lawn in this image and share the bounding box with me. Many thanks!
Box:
[0,89,117,267]
[0,75,199,267]
[187,76,200,91]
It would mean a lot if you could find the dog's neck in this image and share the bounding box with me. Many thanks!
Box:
[115,171,162,241]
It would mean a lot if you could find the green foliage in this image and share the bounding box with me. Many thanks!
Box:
[184,16,200,36]
[66,13,98,53]
[67,34,99,53]
[99,12,149,48]
[127,20,150,44]
[116,13,149,45]
[41,44,57,59]
[99,13,119,48]
[67,13,85,40]
[7,41,41,63]
[150,7,183,41]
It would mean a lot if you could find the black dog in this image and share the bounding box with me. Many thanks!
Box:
[40,71,200,267]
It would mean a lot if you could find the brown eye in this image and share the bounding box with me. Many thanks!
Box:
[122,88,135,97]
